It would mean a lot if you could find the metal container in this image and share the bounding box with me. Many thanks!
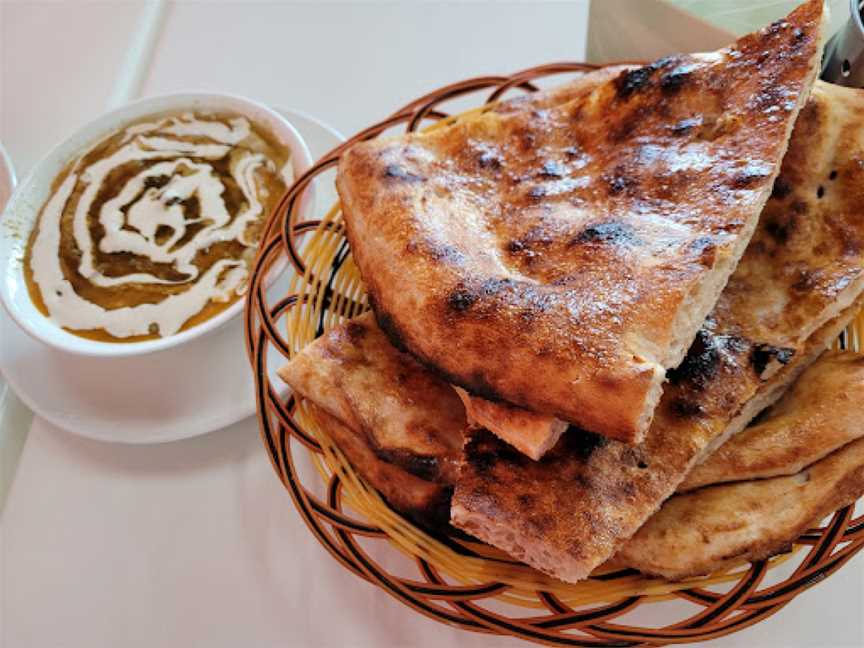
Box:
[823,0,864,85]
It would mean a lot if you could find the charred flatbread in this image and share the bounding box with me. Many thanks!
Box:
[616,431,864,579]
[452,76,864,584]
[453,388,567,461]
[337,0,824,445]
[278,312,465,524]
[681,351,864,491]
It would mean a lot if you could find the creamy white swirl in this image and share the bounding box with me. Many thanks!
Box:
[27,112,290,339]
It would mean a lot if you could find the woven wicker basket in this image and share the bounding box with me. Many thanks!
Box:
[244,63,864,646]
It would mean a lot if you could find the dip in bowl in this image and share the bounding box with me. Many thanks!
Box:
[0,93,312,356]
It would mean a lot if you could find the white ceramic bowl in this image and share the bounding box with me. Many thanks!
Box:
[0,141,15,209]
[0,93,312,357]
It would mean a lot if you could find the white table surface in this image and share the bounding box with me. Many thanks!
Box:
[1,2,862,647]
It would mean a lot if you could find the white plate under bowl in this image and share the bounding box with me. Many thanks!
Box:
[0,109,344,444]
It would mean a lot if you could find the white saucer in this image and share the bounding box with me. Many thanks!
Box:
[0,109,344,444]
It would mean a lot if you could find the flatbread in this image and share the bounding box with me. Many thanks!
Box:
[454,388,567,461]
[709,81,864,355]
[458,74,864,462]
[278,312,465,522]
[681,351,864,492]
[452,79,864,584]
[616,434,864,580]
[337,0,824,445]
[309,405,453,525]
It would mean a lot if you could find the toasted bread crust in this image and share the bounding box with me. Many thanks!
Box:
[709,81,864,352]
[682,352,864,491]
[617,434,864,580]
[454,302,862,583]
[337,0,823,444]
[454,388,567,461]
[450,76,864,586]
[278,312,465,512]
[311,405,453,526]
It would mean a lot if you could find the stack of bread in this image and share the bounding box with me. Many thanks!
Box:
[280,0,864,583]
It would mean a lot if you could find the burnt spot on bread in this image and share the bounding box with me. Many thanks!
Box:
[766,18,788,37]
[507,239,526,254]
[478,151,502,170]
[615,55,683,100]
[384,164,424,183]
[671,397,705,419]
[463,437,496,474]
[764,209,798,245]
[751,344,794,378]
[559,427,607,462]
[376,448,441,482]
[721,334,750,356]
[504,239,539,268]
[480,277,516,297]
[465,430,529,474]
[751,81,796,116]
[447,287,478,313]
[660,63,697,93]
[570,221,635,247]
[784,25,811,54]
[770,176,792,199]
[605,170,638,196]
[405,485,455,531]
[668,329,719,388]
[615,65,657,98]
[344,320,368,344]
[792,269,816,292]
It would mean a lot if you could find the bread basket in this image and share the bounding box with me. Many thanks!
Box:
[245,63,864,646]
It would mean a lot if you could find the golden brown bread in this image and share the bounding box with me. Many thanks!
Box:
[336,0,824,445]
[491,65,633,115]
[616,433,864,580]
[452,78,864,583]
[277,312,465,523]
[454,388,567,461]
[681,351,864,491]
[454,303,862,583]
[709,81,864,355]
[310,405,453,524]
